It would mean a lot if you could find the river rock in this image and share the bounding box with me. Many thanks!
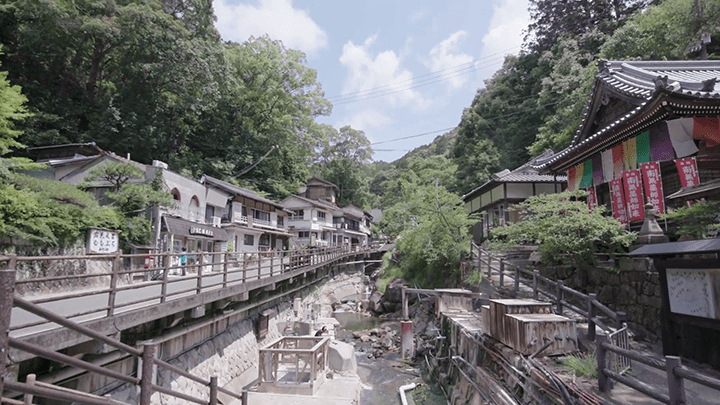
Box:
[328,341,357,373]
[383,278,406,303]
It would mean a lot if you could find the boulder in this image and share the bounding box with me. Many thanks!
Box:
[383,278,406,303]
[328,341,357,373]
[369,291,383,312]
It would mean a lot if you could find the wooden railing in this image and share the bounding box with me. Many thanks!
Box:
[258,336,329,394]
[470,243,720,405]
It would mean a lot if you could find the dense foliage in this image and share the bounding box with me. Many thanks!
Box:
[659,201,720,240]
[488,191,636,265]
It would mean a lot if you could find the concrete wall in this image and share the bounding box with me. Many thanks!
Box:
[538,257,661,340]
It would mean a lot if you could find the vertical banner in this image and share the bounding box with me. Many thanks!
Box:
[622,169,645,222]
[609,178,627,223]
[611,144,624,179]
[567,166,577,191]
[623,137,637,170]
[640,162,665,215]
[601,149,614,182]
[592,153,604,186]
[587,186,597,212]
[580,159,593,189]
[674,157,700,188]
[649,122,676,162]
[636,131,651,164]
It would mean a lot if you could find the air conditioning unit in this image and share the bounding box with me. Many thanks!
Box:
[152,160,169,169]
[212,216,221,227]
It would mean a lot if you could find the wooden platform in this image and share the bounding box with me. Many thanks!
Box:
[504,313,577,356]
[488,299,552,341]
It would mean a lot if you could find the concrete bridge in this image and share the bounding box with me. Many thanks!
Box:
[0,245,384,404]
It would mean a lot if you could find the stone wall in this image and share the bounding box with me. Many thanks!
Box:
[537,257,662,341]
[107,301,300,404]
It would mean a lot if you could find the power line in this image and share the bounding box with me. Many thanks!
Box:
[367,97,571,147]
[332,56,507,106]
[327,45,520,102]
[328,47,519,105]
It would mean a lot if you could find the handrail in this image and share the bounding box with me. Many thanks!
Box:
[1,245,378,405]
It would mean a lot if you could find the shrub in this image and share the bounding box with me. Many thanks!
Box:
[563,353,597,378]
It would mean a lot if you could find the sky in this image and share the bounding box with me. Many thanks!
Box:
[212,0,531,162]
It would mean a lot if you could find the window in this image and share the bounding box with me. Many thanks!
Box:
[317,211,326,219]
[244,235,255,246]
[259,234,270,246]
[253,209,270,221]
[277,216,284,226]
[205,205,214,222]
[292,209,304,219]
[298,231,310,238]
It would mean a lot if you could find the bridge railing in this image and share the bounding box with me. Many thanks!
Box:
[3,245,374,336]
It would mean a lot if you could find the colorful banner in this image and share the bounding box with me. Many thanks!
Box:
[623,137,637,170]
[640,162,665,215]
[609,178,627,223]
[666,118,699,158]
[612,144,624,179]
[675,157,700,188]
[649,122,675,162]
[601,149,614,182]
[592,153,603,186]
[587,187,597,212]
[636,131,650,164]
[567,166,578,191]
[622,170,644,222]
[693,116,720,147]
[580,159,593,189]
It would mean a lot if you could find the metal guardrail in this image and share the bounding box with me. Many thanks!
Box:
[0,245,378,405]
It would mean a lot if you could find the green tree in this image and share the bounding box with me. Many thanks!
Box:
[392,184,477,288]
[489,191,636,266]
[0,59,28,155]
[659,201,720,240]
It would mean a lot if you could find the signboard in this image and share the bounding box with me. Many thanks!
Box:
[87,229,119,254]
[622,169,644,222]
[609,178,627,223]
[640,162,665,215]
[674,157,700,188]
[189,226,214,237]
[666,268,720,320]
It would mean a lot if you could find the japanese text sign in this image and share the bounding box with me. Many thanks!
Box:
[587,187,597,212]
[640,162,665,215]
[609,178,627,223]
[87,229,119,254]
[674,157,700,188]
[622,170,645,222]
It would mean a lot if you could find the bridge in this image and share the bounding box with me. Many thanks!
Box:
[0,245,384,404]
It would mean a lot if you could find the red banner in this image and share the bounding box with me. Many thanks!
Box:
[587,187,597,212]
[622,170,644,222]
[609,178,627,223]
[674,157,700,188]
[640,162,665,215]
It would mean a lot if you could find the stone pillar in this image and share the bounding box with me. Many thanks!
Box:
[636,203,669,245]
[401,321,414,360]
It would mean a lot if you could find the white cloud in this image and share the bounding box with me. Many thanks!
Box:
[338,36,430,110]
[480,0,530,60]
[213,0,327,54]
[426,31,474,91]
[346,109,391,135]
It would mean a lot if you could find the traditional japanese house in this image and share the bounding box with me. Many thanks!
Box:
[462,150,566,243]
[537,60,720,230]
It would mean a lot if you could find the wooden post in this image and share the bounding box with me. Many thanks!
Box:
[476,247,482,272]
[161,251,170,303]
[107,252,121,317]
[209,376,218,405]
[514,266,520,291]
[615,311,627,330]
[270,252,274,277]
[140,344,156,405]
[665,356,686,405]
[532,270,539,300]
[556,280,564,315]
[196,253,203,295]
[0,256,17,398]
[486,253,492,280]
[241,390,248,405]
[222,253,229,289]
[596,335,611,392]
[588,293,597,341]
[243,253,248,283]
[23,373,35,405]
[499,259,505,287]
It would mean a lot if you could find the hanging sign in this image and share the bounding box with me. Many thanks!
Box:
[640,162,665,215]
[674,157,700,188]
[622,170,645,222]
[587,187,597,212]
[609,178,627,223]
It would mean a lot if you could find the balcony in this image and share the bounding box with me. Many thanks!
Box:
[233,212,248,224]
[253,218,271,227]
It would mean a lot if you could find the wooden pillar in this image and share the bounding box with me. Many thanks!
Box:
[588,293,597,341]
[161,252,170,303]
[666,356,686,405]
[107,252,121,317]
[556,280,564,315]
[209,376,218,405]
[596,335,611,392]
[0,256,17,398]
[140,344,156,405]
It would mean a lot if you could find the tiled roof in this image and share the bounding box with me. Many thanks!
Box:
[536,60,720,172]
[201,175,283,209]
[498,172,567,183]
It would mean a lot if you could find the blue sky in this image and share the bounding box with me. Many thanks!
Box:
[212,0,531,162]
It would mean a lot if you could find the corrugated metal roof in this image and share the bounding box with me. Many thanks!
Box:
[630,238,720,256]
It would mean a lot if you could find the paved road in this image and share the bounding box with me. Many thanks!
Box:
[10,256,295,337]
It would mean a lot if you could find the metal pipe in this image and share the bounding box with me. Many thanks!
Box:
[398,382,418,405]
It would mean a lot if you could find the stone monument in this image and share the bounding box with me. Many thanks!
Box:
[636,203,669,244]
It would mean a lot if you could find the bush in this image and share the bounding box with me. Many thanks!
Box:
[378,251,403,292]
[463,271,483,285]
[489,190,636,266]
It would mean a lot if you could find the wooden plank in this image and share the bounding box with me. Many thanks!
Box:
[504,313,577,356]
[488,299,551,341]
